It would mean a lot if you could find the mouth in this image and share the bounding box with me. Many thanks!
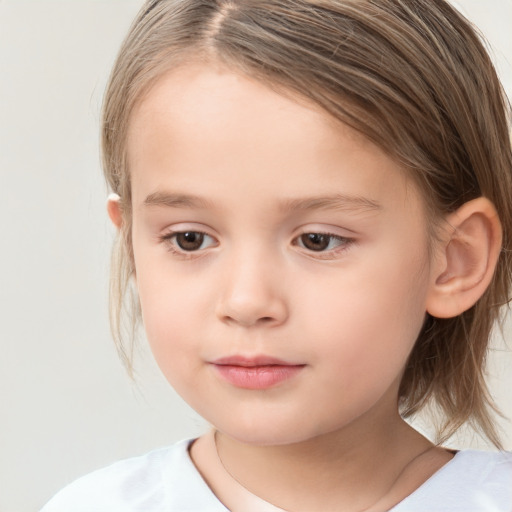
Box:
[210,355,306,390]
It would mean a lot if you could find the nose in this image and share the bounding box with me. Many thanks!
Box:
[215,252,289,328]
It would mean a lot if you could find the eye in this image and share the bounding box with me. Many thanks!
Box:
[161,230,217,252]
[175,231,207,251]
[295,232,352,253]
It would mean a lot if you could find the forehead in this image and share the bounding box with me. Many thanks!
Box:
[128,61,379,167]
[126,62,423,218]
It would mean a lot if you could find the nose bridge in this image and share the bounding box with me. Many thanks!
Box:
[216,240,288,327]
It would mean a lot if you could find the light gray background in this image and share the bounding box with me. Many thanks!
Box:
[1,1,511,511]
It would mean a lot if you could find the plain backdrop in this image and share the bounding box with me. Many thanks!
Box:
[1,1,511,511]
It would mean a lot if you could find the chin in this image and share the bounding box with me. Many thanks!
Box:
[212,416,326,447]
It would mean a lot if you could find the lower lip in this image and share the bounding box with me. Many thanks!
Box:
[212,364,304,390]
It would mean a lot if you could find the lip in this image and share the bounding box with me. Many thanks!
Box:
[210,355,305,390]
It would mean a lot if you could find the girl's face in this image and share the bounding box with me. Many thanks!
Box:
[127,62,437,445]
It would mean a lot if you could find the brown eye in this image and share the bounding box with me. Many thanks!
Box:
[299,233,331,251]
[296,232,352,254]
[175,232,205,251]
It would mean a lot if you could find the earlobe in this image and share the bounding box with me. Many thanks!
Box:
[426,197,502,319]
[107,193,123,229]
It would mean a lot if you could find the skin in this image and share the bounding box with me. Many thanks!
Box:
[110,61,501,511]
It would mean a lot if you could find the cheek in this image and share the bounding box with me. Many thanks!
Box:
[302,247,430,376]
[133,249,207,376]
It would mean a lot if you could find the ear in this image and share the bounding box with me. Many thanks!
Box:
[107,193,123,229]
[426,197,502,319]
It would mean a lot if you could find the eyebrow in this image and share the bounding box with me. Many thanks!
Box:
[143,192,214,209]
[143,191,382,213]
[278,194,382,213]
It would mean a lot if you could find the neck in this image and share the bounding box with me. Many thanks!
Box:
[211,404,434,511]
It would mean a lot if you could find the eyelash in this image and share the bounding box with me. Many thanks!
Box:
[158,230,355,260]
[292,232,354,259]
[158,231,217,260]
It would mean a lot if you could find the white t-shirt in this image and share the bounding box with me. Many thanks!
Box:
[41,439,512,512]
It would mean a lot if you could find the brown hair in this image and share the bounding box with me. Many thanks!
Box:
[102,0,512,447]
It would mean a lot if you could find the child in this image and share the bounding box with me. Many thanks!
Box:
[42,0,512,510]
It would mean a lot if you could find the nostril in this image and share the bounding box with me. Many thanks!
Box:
[221,314,280,328]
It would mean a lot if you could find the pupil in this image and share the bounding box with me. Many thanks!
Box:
[177,232,204,251]
[302,233,329,251]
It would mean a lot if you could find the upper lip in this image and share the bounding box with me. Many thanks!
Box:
[211,355,303,367]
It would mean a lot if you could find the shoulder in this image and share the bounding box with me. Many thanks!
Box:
[40,439,229,512]
[449,450,512,490]
[393,450,512,512]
